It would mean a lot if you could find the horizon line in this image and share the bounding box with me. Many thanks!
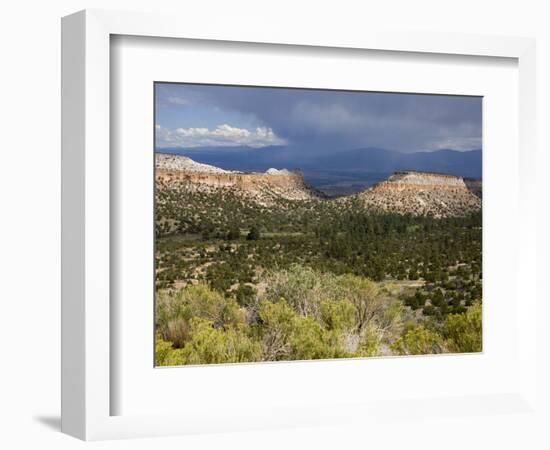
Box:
[154,146,482,154]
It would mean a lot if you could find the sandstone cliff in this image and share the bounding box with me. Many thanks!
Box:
[156,153,232,173]
[156,154,481,217]
[155,153,324,204]
[351,171,481,218]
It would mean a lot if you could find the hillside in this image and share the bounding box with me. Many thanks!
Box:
[351,171,481,218]
[155,153,328,237]
[156,154,481,220]
[155,153,482,364]
[156,153,324,205]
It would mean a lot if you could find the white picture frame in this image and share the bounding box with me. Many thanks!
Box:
[61,9,538,441]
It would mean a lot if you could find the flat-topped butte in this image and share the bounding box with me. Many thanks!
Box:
[155,153,481,218]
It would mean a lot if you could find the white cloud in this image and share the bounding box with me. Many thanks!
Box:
[155,124,287,148]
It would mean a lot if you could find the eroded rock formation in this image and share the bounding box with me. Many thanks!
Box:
[155,154,481,217]
[352,171,481,217]
[156,153,324,203]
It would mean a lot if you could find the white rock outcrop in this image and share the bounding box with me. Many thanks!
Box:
[265,168,292,176]
[155,153,233,174]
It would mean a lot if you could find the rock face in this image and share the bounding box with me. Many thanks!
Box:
[156,153,232,174]
[156,155,481,217]
[156,153,323,203]
[378,171,467,189]
[352,171,481,217]
[265,168,293,176]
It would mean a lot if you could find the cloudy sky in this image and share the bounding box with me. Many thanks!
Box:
[155,83,482,153]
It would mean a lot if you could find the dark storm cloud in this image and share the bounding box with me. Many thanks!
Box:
[157,83,482,153]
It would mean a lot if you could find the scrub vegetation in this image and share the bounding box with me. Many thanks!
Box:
[155,183,482,365]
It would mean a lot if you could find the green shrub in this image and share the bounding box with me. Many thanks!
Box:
[443,303,482,353]
[263,264,328,317]
[246,226,260,240]
[226,227,241,241]
[391,325,445,355]
[258,299,351,361]
[263,265,385,332]
[258,299,298,360]
[334,274,384,332]
[164,317,191,348]
[179,318,262,365]
[380,299,405,333]
[289,316,345,360]
[235,283,257,307]
[156,283,244,347]
[155,336,185,366]
[356,324,380,357]
[320,299,357,332]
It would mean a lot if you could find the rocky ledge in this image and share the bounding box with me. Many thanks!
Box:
[155,153,324,203]
[353,170,481,218]
[156,153,233,174]
[372,171,469,192]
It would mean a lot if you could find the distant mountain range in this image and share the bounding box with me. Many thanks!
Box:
[156,146,481,196]
[157,146,481,177]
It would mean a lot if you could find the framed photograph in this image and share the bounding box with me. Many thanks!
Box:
[153,82,484,368]
[62,9,538,441]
